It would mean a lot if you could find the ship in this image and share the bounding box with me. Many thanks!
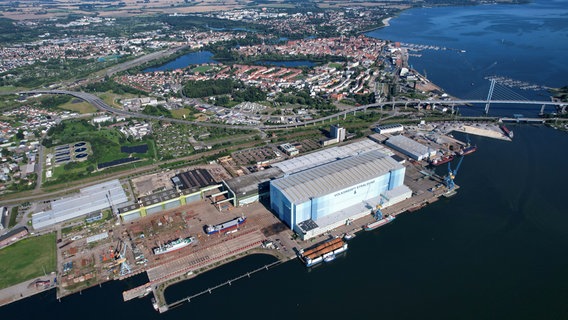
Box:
[153,236,195,255]
[459,144,477,156]
[364,215,396,231]
[298,237,348,267]
[430,154,454,166]
[500,125,514,139]
[205,216,246,235]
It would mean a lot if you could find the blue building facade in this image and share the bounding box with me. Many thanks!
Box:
[270,151,406,236]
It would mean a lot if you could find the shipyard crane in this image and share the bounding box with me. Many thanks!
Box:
[444,155,464,191]
[118,241,132,277]
[373,194,389,220]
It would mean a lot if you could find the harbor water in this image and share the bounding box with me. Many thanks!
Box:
[2,0,568,319]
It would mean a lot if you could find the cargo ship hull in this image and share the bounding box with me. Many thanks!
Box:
[500,125,514,139]
[430,155,454,166]
[153,236,195,255]
[459,145,477,155]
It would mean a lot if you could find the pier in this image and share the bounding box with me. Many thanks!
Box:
[163,260,282,312]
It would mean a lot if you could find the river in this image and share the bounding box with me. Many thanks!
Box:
[2,1,568,319]
[367,0,568,117]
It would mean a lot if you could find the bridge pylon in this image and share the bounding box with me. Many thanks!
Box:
[484,79,496,115]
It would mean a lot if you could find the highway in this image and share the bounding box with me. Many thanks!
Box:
[23,89,567,131]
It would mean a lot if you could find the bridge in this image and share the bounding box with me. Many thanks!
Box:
[22,88,566,131]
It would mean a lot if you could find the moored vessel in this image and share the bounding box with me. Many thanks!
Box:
[364,215,395,231]
[500,125,514,139]
[459,144,477,155]
[298,237,348,267]
[430,154,454,166]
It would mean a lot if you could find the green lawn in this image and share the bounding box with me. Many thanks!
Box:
[0,233,57,289]
[328,62,344,69]
[8,207,18,228]
[59,101,97,114]
[171,108,192,119]
[192,65,214,73]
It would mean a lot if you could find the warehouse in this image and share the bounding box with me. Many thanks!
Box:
[385,135,435,161]
[32,180,128,229]
[375,123,404,134]
[222,167,283,207]
[270,150,411,240]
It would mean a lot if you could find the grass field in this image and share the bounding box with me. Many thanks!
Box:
[0,233,57,289]
[8,207,18,228]
[171,108,192,119]
[0,86,26,93]
[192,65,215,73]
[328,62,344,69]
[59,100,97,114]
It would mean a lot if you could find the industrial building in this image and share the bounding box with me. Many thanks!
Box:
[270,150,412,240]
[0,226,28,249]
[32,180,128,229]
[375,123,404,135]
[273,139,393,175]
[171,169,217,191]
[221,167,283,207]
[279,143,299,156]
[118,185,220,222]
[385,135,435,161]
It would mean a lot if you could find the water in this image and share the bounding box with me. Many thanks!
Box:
[143,51,216,72]
[367,0,568,117]
[3,1,568,319]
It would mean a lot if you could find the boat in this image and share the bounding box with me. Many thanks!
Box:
[459,144,477,156]
[343,233,356,241]
[500,125,514,139]
[407,203,426,212]
[151,298,159,311]
[323,252,336,263]
[152,236,195,255]
[205,216,246,235]
[430,154,454,166]
[299,237,348,267]
[364,215,395,231]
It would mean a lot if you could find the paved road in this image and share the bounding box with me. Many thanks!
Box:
[23,89,563,132]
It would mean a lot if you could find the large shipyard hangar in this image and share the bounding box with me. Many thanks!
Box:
[270,150,411,240]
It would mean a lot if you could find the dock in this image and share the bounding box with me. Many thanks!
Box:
[451,124,510,141]
[163,260,282,312]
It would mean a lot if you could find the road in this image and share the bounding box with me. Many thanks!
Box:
[23,89,564,132]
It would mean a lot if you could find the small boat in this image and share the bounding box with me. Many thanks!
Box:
[459,144,477,156]
[323,252,336,263]
[151,298,159,311]
[500,125,514,139]
[343,233,356,241]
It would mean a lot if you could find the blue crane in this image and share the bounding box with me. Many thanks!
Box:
[444,155,464,190]
[373,194,389,220]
